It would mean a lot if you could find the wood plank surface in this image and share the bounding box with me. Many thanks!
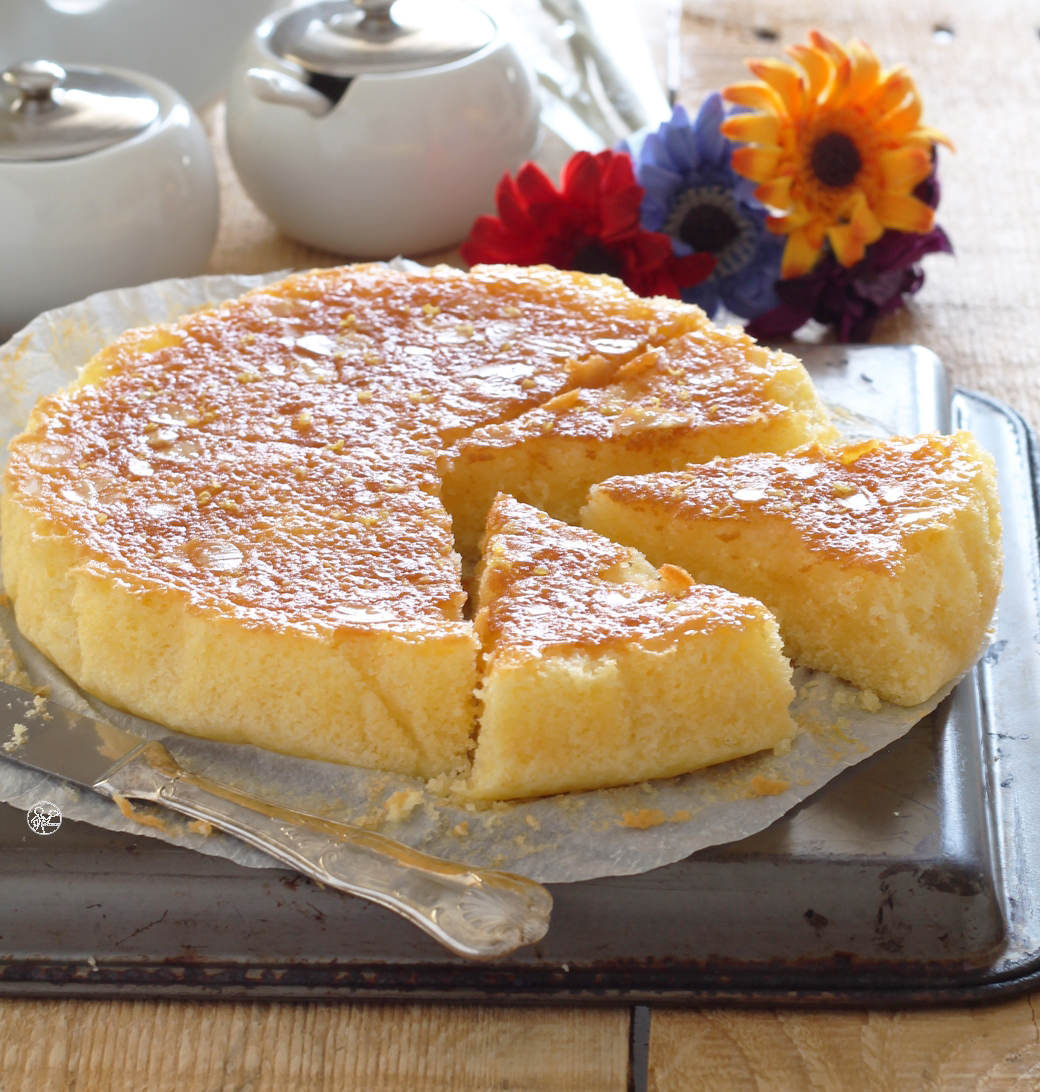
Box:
[649,996,1040,1090]
[0,1001,629,1092]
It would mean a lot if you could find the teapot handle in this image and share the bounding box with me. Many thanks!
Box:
[246,68,332,117]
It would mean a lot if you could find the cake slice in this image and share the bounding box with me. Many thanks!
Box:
[465,495,797,800]
[440,325,837,557]
[582,434,1003,706]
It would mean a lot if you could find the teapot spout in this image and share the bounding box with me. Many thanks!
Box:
[246,68,332,117]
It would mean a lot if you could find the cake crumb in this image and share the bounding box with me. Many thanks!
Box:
[829,717,855,743]
[453,821,469,837]
[858,688,881,712]
[86,956,99,972]
[0,647,32,689]
[385,789,424,822]
[620,808,668,829]
[525,814,541,831]
[2,723,28,753]
[188,819,214,837]
[111,792,173,832]
[747,776,791,798]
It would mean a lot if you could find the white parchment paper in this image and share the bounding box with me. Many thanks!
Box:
[0,274,961,883]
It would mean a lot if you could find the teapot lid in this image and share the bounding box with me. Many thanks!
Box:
[0,61,160,162]
[272,0,496,77]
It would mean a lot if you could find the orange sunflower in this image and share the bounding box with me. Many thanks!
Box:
[721,30,952,278]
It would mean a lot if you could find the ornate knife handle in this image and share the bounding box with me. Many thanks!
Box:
[95,742,552,961]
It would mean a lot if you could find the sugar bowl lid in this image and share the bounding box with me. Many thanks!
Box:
[0,60,160,162]
[271,0,496,77]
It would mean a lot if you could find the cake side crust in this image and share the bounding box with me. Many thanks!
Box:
[1,486,479,778]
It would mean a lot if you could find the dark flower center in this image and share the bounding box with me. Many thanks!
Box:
[678,204,741,255]
[570,241,624,279]
[810,132,862,188]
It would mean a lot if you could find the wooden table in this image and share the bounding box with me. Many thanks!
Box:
[4,1,1040,1088]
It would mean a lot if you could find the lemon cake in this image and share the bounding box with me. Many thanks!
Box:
[1,263,723,780]
[466,495,797,800]
[582,434,1002,706]
[440,324,837,557]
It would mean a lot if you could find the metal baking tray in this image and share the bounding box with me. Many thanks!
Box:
[2,345,1039,1005]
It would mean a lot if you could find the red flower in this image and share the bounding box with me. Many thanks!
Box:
[460,150,716,299]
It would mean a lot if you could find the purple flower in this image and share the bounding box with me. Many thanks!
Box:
[747,168,952,343]
[623,95,784,319]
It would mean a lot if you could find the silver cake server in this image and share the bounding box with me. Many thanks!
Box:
[0,680,551,960]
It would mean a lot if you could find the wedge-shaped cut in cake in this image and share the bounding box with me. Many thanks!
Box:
[2,263,712,782]
[582,433,1003,706]
[465,495,797,800]
[440,325,837,557]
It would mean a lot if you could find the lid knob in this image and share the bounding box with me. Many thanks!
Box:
[276,0,497,79]
[0,61,160,162]
[3,60,67,111]
[355,0,396,31]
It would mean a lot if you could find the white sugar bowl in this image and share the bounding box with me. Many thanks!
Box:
[0,60,219,340]
[225,0,540,258]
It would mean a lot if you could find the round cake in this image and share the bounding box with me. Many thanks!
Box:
[0,263,874,792]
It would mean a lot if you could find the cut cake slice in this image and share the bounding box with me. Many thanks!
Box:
[440,324,837,557]
[581,433,1003,706]
[465,494,797,800]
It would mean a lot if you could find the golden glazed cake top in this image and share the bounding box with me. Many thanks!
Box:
[449,325,829,449]
[6,264,717,638]
[590,433,999,574]
[476,494,771,662]
[7,433,466,637]
[74,263,709,452]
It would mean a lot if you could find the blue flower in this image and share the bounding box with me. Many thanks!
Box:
[625,95,784,320]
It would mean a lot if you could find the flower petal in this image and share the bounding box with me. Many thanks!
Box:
[514,162,559,207]
[721,113,782,145]
[873,193,936,233]
[755,175,793,210]
[723,81,785,116]
[495,174,537,234]
[692,92,729,167]
[828,218,875,269]
[730,145,784,182]
[879,146,933,191]
[746,58,805,115]
[781,228,825,277]
[786,43,832,101]
[841,41,882,108]
[874,69,914,114]
[808,29,850,83]
[880,96,923,138]
[917,126,955,151]
[561,152,603,209]
[461,217,543,266]
[661,120,697,175]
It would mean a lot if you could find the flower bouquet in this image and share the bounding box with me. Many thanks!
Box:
[462,30,952,343]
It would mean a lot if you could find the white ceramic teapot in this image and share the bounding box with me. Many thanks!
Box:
[225,0,540,258]
[0,60,219,339]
